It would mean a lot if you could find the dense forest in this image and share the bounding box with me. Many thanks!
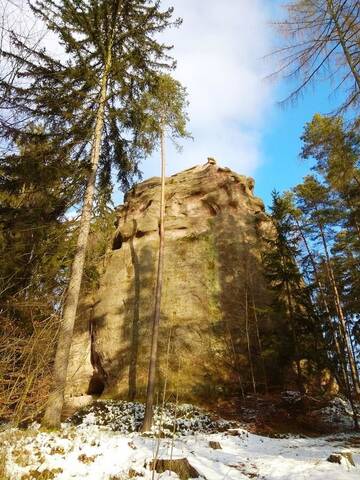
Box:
[0,1,359,479]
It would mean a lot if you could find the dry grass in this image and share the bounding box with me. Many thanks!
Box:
[20,468,63,480]
[78,454,97,464]
[0,450,9,480]
[0,316,59,424]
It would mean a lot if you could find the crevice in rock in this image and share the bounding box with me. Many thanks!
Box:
[87,314,107,396]
[202,199,220,216]
[112,232,123,250]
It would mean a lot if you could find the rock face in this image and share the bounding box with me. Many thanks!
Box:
[65,160,274,408]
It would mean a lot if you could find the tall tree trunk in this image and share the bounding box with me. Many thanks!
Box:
[245,286,256,394]
[142,126,166,432]
[347,322,358,377]
[345,193,360,240]
[294,217,349,387]
[225,319,245,400]
[281,255,303,393]
[42,56,111,429]
[319,223,360,396]
[128,223,140,402]
[250,291,268,394]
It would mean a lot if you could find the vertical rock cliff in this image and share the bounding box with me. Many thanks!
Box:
[65,160,274,408]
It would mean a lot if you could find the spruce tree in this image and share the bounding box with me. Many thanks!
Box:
[0,127,80,314]
[0,0,182,428]
[263,191,317,392]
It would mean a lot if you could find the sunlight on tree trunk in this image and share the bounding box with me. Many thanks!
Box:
[319,224,360,398]
[142,126,166,432]
[245,286,256,394]
[42,58,111,429]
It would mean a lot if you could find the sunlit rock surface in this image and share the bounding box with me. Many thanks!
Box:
[65,160,274,409]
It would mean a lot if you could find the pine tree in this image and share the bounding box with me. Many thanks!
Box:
[300,114,360,387]
[0,0,182,428]
[301,114,360,240]
[136,74,189,432]
[332,231,360,362]
[293,175,360,397]
[290,201,349,389]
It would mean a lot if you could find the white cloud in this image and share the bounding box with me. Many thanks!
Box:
[140,0,276,181]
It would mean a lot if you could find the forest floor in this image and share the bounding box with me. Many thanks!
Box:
[1,399,360,480]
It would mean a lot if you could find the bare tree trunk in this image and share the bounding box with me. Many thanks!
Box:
[142,126,166,432]
[245,286,256,394]
[42,58,111,429]
[225,320,245,400]
[294,217,349,386]
[319,223,360,396]
[282,260,303,393]
[250,291,268,394]
[345,193,360,240]
[347,322,359,378]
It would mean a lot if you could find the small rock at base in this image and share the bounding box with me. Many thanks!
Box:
[149,458,201,480]
[327,452,356,466]
[209,441,222,450]
[327,454,342,464]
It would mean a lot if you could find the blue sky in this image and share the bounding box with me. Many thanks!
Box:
[256,84,343,208]
[255,2,337,208]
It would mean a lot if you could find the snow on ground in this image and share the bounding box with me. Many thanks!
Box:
[1,401,360,480]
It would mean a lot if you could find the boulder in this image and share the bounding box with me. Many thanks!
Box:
[65,161,274,407]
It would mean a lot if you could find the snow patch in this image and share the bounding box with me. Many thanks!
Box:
[1,401,359,480]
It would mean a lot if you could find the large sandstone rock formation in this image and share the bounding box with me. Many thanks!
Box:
[65,160,274,409]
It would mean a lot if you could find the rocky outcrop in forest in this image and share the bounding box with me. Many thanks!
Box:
[65,159,275,410]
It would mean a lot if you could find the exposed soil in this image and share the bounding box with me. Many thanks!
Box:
[212,392,358,437]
